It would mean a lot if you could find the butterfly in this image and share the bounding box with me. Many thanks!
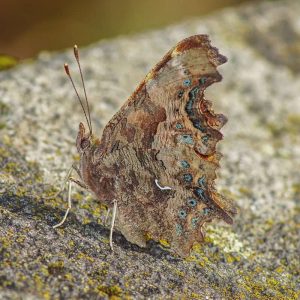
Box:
[53,35,237,258]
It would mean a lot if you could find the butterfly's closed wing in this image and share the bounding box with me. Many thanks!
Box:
[98,35,227,156]
[90,35,236,257]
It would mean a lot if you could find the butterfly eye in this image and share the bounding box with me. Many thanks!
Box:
[80,139,90,150]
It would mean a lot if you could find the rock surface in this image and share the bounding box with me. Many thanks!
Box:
[0,0,299,299]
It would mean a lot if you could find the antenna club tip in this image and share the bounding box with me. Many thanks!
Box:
[73,44,79,59]
[64,63,70,75]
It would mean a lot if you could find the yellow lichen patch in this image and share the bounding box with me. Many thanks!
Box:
[238,186,252,197]
[76,252,95,262]
[174,269,184,277]
[287,114,300,134]
[159,239,170,248]
[82,216,91,225]
[144,232,152,241]
[208,228,253,259]
[292,183,300,195]
[190,292,204,299]
[0,145,10,157]
[91,205,102,218]
[102,237,110,244]
[2,134,11,145]
[274,266,285,274]
[72,153,80,161]
[68,240,75,248]
[220,188,239,201]
[186,243,210,266]
[236,269,299,300]
[73,192,85,202]
[0,55,17,70]
[0,101,9,115]
[96,285,123,298]
[40,266,50,277]
[47,260,65,274]
[64,273,74,281]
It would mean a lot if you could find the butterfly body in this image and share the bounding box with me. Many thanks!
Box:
[75,35,236,257]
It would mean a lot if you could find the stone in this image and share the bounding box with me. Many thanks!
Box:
[0,0,299,298]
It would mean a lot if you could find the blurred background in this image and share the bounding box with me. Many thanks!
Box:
[0,0,261,62]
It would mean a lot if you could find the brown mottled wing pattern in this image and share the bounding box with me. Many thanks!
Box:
[96,35,236,257]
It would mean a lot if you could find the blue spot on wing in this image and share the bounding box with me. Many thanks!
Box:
[191,217,199,228]
[178,210,187,219]
[199,77,207,85]
[186,87,199,116]
[187,198,197,207]
[203,207,211,215]
[186,98,194,114]
[176,224,183,235]
[185,86,207,133]
[180,160,190,168]
[178,134,194,145]
[183,79,191,87]
[192,119,206,132]
[198,175,206,187]
[201,135,210,144]
[195,188,209,204]
[183,174,193,182]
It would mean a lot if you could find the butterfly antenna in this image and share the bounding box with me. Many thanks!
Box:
[64,63,91,133]
[73,45,93,135]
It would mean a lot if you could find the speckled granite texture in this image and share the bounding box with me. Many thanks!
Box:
[0,0,299,299]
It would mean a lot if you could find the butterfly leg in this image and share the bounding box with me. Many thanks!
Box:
[109,199,118,251]
[51,164,88,228]
[72,163,83,180]
[104,208,111,226]
[53,180,72,228]
[52,177,88,228]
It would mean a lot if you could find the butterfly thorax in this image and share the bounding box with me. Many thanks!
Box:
[76,122,118,206]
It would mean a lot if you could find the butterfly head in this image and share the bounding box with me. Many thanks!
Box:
[76,122,99,155]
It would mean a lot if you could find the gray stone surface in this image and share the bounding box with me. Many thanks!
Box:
[0,0,299,299]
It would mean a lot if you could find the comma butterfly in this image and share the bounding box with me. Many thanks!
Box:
[53,35,237,257]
